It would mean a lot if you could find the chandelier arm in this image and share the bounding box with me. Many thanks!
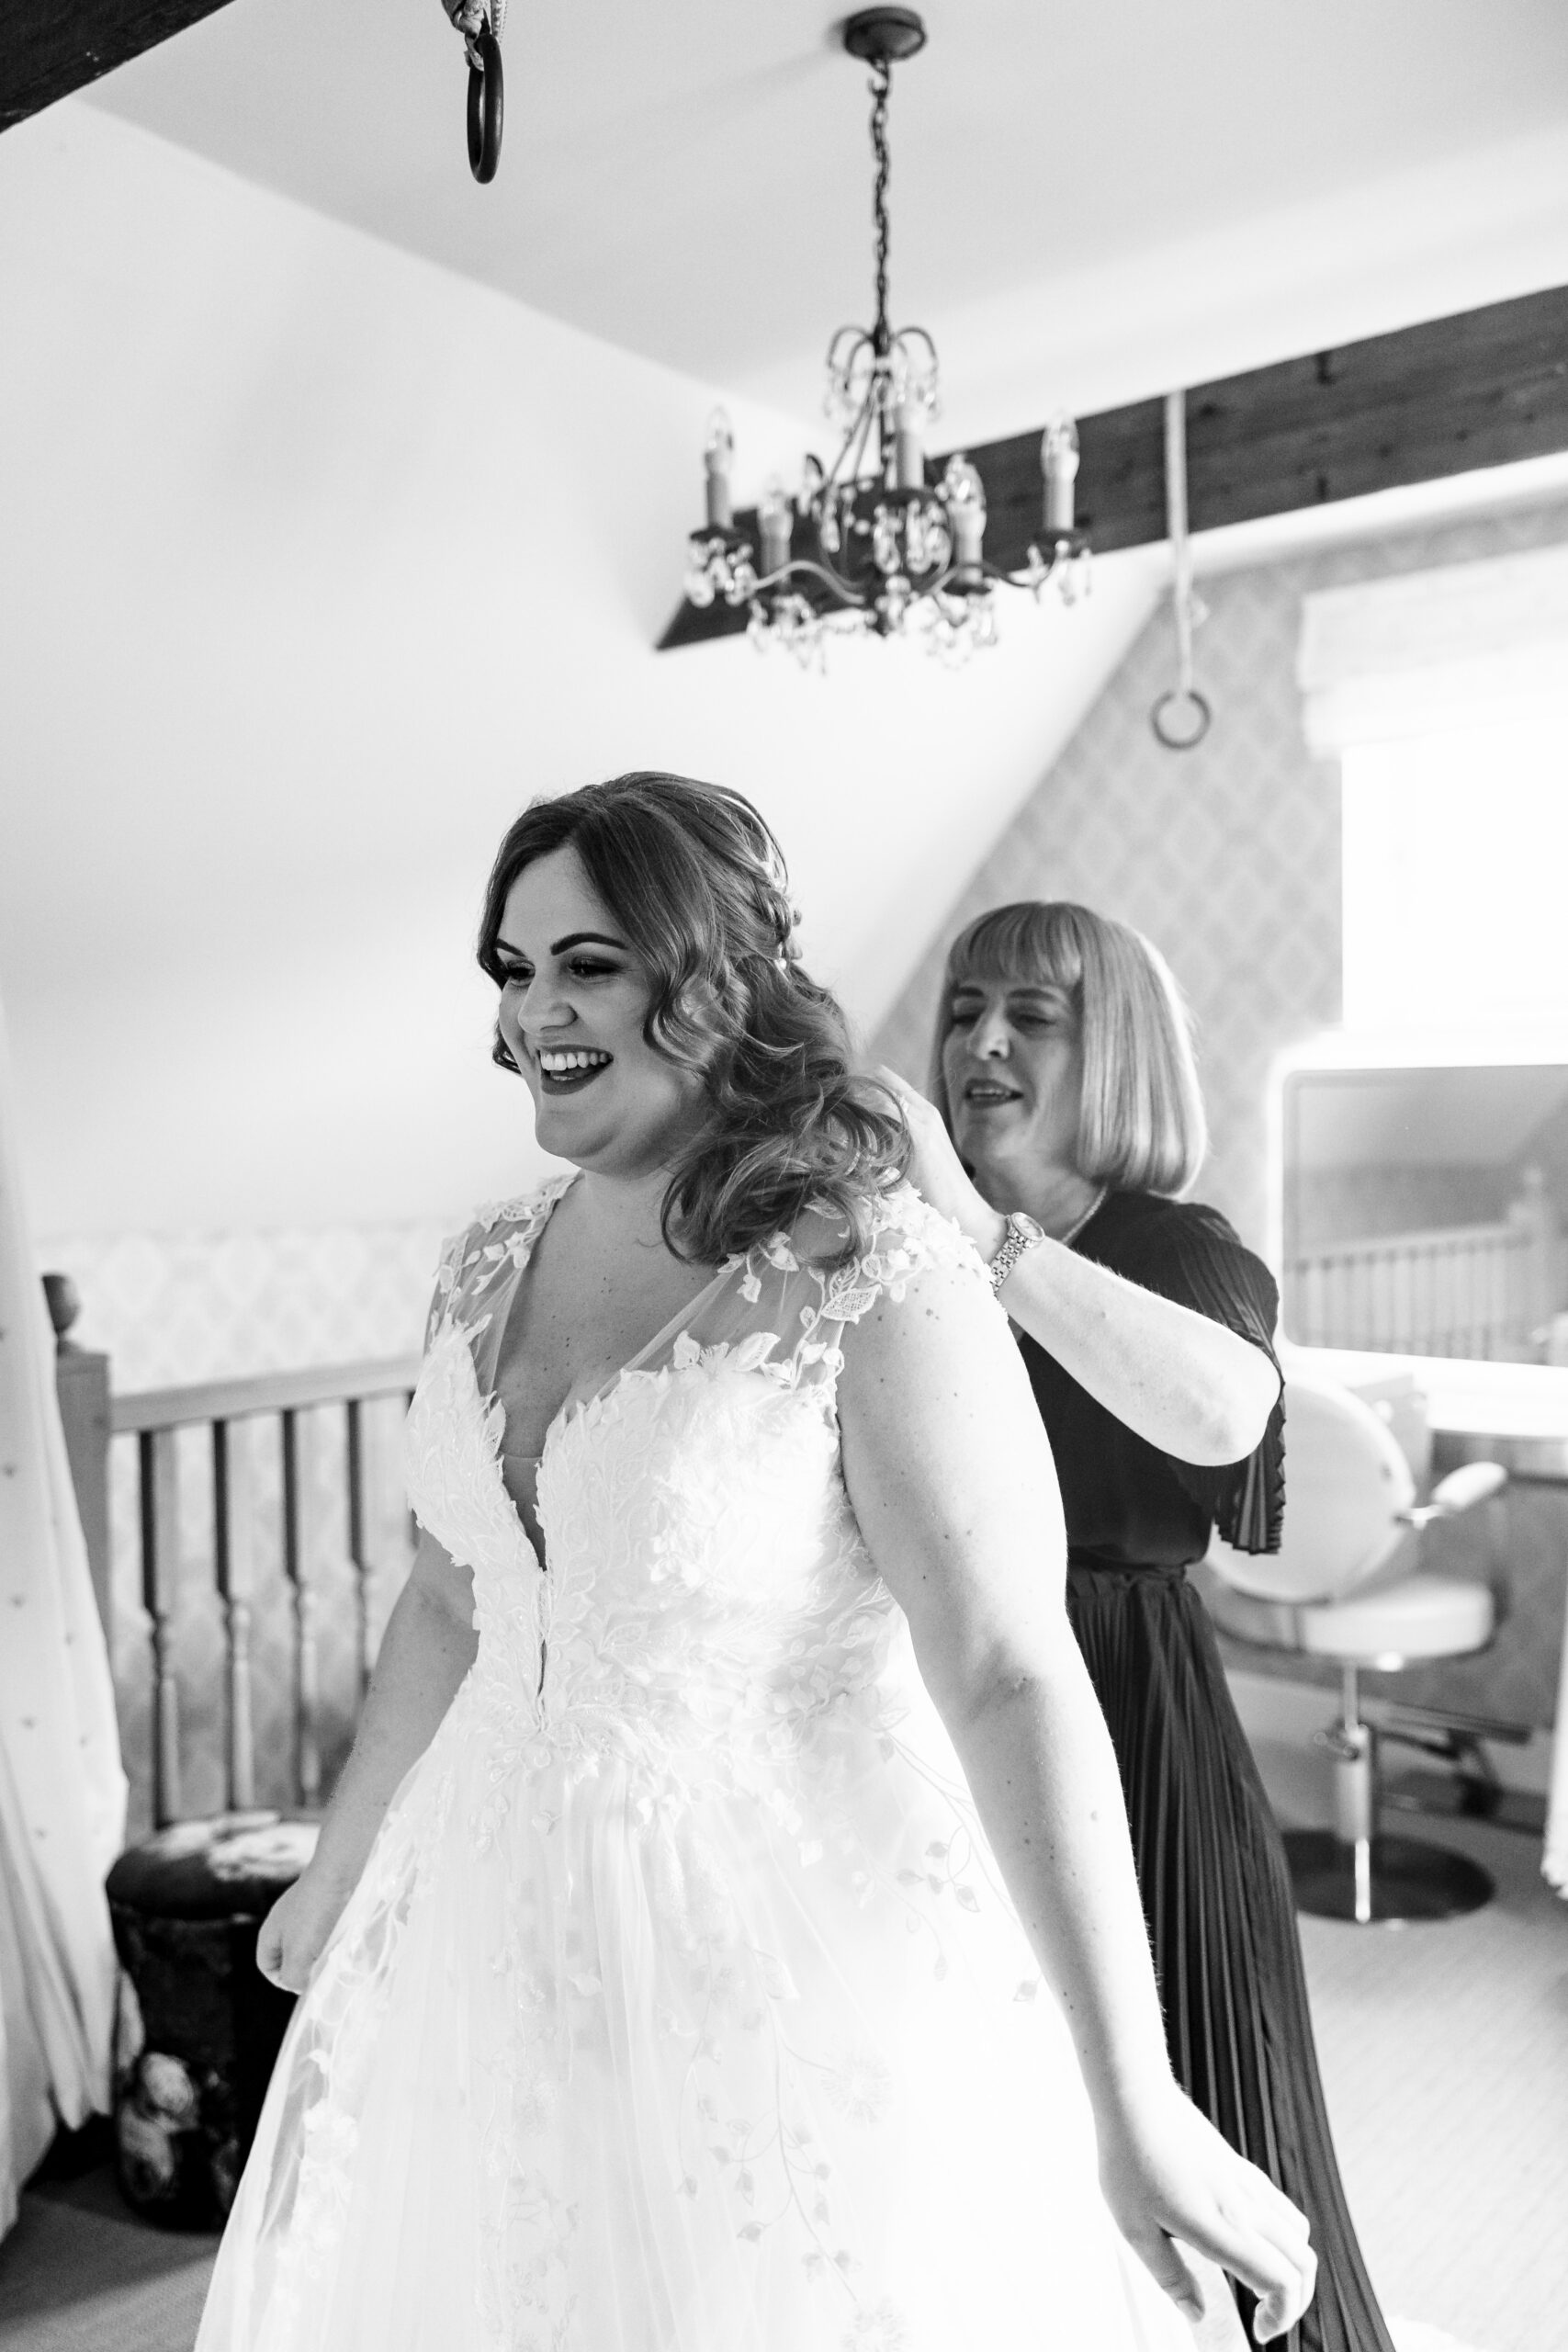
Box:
[984,542,1085,589]
[752,558,874,609]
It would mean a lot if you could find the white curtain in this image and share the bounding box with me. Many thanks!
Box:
[1297,539,1568,753]
[0,998,126,2234]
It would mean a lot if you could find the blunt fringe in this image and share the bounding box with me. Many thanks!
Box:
[478,772,908,1267]
[928,901,1207,1196]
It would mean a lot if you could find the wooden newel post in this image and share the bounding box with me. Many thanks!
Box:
[44,1272,113,1644]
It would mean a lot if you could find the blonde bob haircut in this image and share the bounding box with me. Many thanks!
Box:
[929,901,1207,1197]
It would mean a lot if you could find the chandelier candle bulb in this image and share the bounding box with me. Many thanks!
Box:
[759,481,793,576]
[943,456,987,574]
[893,401,925,491]
[1042,417,1080,535]
[704,414,735,532]
[954,508,985,570]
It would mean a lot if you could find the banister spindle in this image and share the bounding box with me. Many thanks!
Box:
[212,1419,256,1810]
[138,1427,183,1826]
[345,1398,374,1701]
[280,1408,321,1809]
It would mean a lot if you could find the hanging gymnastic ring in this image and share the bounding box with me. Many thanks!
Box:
[468,30,503,183]
[1151,687,1212,752]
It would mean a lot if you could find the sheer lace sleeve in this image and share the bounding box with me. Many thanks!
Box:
[787,1182,992,1377]
[423,1221,477,1352]
[421,1177,573,1357]
[661,1182,991,1408]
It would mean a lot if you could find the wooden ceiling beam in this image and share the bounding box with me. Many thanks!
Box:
[1,0,237,134]
[659,281,1568,650]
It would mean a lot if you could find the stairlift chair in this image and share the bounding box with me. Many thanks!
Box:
[1205,1368,1507,1924]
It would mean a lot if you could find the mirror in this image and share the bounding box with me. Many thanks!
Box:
[1280,1059,1568,1361]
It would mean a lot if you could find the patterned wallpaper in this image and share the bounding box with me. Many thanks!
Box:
[873,490,1568,1733]
[35,1221,446,1392]
[873,492,1568,1257]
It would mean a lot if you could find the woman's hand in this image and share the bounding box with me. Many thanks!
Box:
[255,1860,357,1996]
[876,1066,1004,1260]
[1097,2079,1316,2342]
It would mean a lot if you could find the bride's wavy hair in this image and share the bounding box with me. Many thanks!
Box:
[478,773,908,1267]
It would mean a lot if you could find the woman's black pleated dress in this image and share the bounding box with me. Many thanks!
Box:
[1021,1190,1393,2352]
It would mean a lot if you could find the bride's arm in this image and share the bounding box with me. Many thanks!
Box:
[256,1530,478,1994]
[836,1249,1314,2341]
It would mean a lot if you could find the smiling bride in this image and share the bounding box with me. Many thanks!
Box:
[193,771,1314,2352]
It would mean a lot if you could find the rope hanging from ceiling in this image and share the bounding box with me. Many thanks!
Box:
[1151,389,1212,750]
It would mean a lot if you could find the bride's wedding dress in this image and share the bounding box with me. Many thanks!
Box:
[196,1178,1211,2351]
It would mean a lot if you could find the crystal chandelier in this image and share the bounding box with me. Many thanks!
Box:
[682,7,1089,665]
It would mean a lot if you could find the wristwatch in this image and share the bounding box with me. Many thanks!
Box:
[986,1211,1046,1295]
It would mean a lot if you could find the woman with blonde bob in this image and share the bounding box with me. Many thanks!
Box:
[888,899,1393,2352]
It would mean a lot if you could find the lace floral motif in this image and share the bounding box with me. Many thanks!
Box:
[214,1180,1046,2352]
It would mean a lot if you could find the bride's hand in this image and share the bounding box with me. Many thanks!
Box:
[874,1066,1005,1260]
[1097,2080,1315,2342]
[255,1861,356,1996]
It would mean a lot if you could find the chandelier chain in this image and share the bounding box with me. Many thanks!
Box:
[869,61,892,356]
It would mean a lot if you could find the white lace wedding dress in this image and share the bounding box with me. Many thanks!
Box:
[196,1178,1207,2352]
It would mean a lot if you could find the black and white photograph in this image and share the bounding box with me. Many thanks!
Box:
[2,6,1566,2351]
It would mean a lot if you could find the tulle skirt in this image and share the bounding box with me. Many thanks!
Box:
[1066,1562,1394,2352]
[196,1658,1213,2352]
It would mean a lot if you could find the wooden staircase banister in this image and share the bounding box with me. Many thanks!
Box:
[46,1271,424,1831]
[111,1354,423,1435]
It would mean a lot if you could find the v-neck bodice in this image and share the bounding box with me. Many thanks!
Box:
[482,1180,744,1462]
[401,1175,987,1774]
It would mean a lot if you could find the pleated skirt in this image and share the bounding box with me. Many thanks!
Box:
[1066,1562,1395,2352]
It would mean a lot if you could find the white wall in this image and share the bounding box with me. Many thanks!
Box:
[0,102,1159,1239]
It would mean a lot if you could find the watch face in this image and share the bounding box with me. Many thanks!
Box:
[1011,1214,1046,1242]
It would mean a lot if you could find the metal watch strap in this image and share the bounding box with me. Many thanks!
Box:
[987,1211,1045,1295]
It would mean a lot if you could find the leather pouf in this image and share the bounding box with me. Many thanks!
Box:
[107,1810,319,2227]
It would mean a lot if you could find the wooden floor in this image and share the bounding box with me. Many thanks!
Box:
[1,1740,1562,2352]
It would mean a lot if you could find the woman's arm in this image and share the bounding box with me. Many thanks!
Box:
[989,1227,1278,1464]
[885,1069,1279,1464]
[256,1529,478,1994]
[837,1250,1313,2339]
